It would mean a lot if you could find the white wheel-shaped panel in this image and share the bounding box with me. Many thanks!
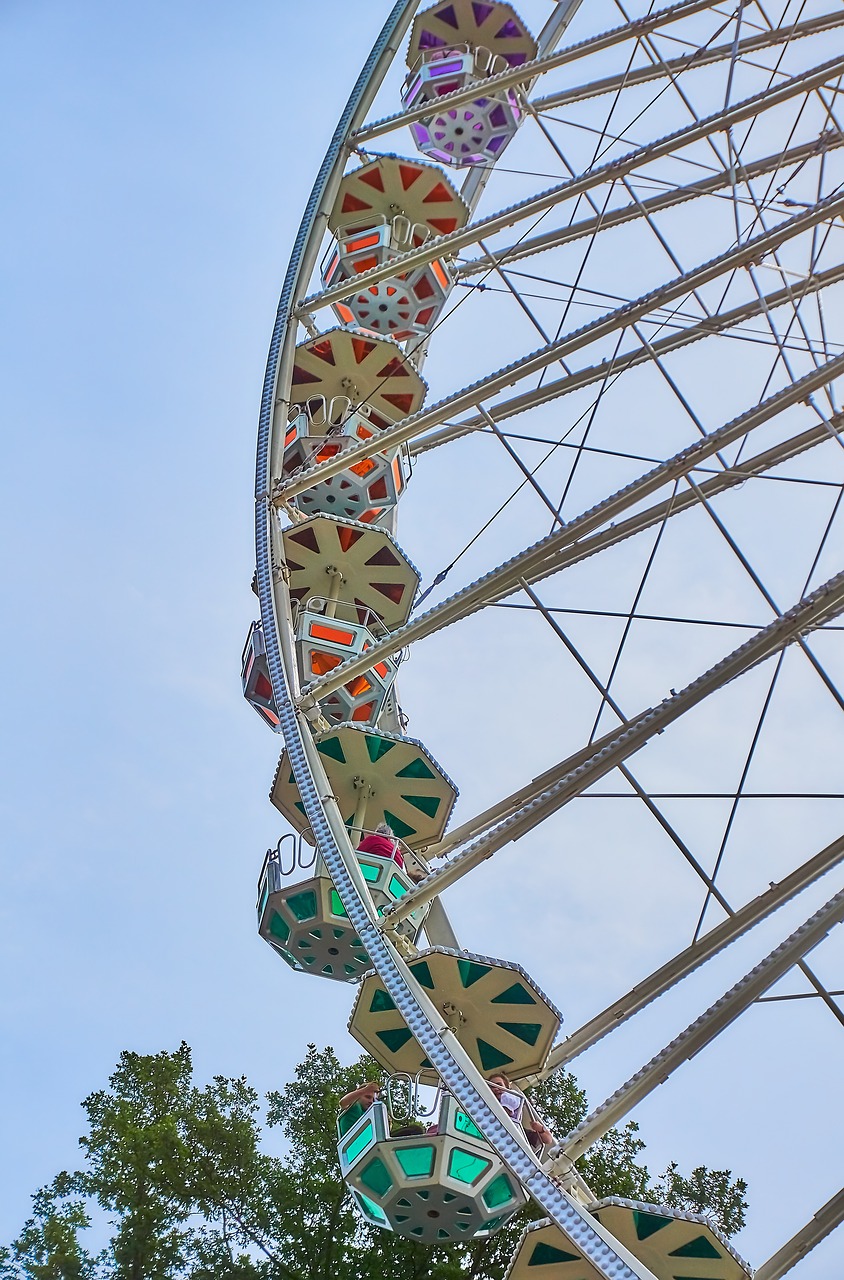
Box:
[252,2,844,1275]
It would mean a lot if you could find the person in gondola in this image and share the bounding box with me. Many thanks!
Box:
[356,822,427,882]
[340,1080,381,1113]
[487,1073,554,1152]
[357,821,404,864]
[339,1080,424,1136]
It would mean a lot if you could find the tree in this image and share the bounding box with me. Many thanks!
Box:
[1,1043,748,1280]
[78,1044,195,1279]
[652,1163,748,1239]
[0,1176,98,1280]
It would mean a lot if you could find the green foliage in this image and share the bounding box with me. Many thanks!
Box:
[654,1162,749,1238]
[181,1069,288,1272]
[79,1044,195,1279]
[580,1121,652,1203]
[530,1071,588,1136]
[1,1042,748,1280]
[0,1176,98,1280]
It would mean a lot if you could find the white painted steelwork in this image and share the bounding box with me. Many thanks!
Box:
[297,362,844,705]
[755,1189,844,1280]
[250,0,844,1272]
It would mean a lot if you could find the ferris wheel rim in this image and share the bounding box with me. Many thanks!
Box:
[252,1,844,1273]
[252,3,658,1275]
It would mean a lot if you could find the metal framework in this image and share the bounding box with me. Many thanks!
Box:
[296,362,844,707]
[291,52,844,323]
[755,1189,844,1280]
[279,191,844,497]
[252,1,844,1275]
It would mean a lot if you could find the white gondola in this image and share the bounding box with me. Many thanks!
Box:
[338,1085,527,1242]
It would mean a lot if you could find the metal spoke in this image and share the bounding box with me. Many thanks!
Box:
[531,9,844,111]
[691,483,844,939]
[294,52,844,319]
[456,131,843,278]
[381,568,844,924]
[414,260,844,456]
[557,887,844,1161]
[524,832,844,1075]
[282,194,844,498]
[297,367,844,709]
[756,990,844,1002]
[755,1188,844,1280]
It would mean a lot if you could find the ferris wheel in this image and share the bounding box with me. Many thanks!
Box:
[244,1,844,1276]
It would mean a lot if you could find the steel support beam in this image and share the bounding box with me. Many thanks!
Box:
[414,259,844,455]
[295,52,844,320]
[281,190,844,502]
[457,131,844,281]
[381,568,844,921]
[530,834,844,1077]
[558,888,844,1162]
[755,1188,844,1280]
[296,354,844,709]
[512,412,844,602]
[532,9,844,112]
[381,413,844,869]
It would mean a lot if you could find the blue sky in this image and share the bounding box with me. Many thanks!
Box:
[2,2,842,1275]
[0,0,363,1226]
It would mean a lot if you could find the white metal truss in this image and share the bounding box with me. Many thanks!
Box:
[532,832,844,1075]
[280,192,844,498]
[296,360,844,708]
[253,0,844,1273]
[556,886,844,1161]
[455,132,844,280]
[531,9,844,113]
[413,258,844,453]
[293,52,844,322]
[755,1188,844,1280]
[380,569,844,920]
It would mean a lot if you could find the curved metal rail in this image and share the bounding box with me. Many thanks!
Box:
[252,3,659,1275]
[253,2,844,1273]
